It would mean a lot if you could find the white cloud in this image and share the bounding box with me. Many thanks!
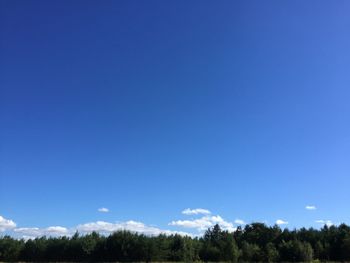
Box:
[13,220,191,239]
[14,226,69,238]
[170,218,212,230]
[276,219,288,225]
[98,207,109,213]
[169,215,236,232]
[5,209,274,239]
[182,208,211,215]
[76,220,192,236]
[0,215,16,232]
[14,227,44,238]
[14,227,41,236]
[306,205,317,210]
[315,220,333,227]
[46,226,69,234]
[234,219,246,225]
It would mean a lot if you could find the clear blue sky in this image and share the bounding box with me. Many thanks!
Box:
[1,0,349,237]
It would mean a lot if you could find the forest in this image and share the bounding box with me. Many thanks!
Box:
[1,223,350,262]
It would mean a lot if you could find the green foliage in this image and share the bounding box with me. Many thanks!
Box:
[1,223,350,262]
[200,224,239,262]
[0,235,23,261]
[240,241,261,261]
[265,242,279,262]
[279,240,313,262]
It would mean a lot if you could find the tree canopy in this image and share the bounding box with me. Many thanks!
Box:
[1,223,350,262]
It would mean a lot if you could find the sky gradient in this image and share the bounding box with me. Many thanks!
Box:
[1,0,350,238]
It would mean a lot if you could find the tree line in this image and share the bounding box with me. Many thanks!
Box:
[1,223,350,262]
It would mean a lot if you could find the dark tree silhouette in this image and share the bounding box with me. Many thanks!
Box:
[1,223,350,262]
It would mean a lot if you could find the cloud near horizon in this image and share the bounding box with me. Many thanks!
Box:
[234,219,246,225]
[276,219,288,225]
[182,208,211,215]
[76,220,192,237]
[11,221,192,240]
[0,215,16,232]
[316,220,333,226]
[170,215,236,232]
[14,226,69,239]
[1,210,237,239]
[98,207,109,213]
[2,210,338,239]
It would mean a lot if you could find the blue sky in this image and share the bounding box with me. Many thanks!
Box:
[1,0,350,238]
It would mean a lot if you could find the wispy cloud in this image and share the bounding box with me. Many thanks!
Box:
[4,210,307,240]
[305,205,317,210]
[14,226,69,239]
[0,215,16,232]
[7,209,238,239]
[316,220,333,227]
[234,219,246,225]
[170,215,236,232]
[98,207,109,213]
[276,219,288,225]
[182,208,211,215]
[77,220,192,237]
[12,221,192,239]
